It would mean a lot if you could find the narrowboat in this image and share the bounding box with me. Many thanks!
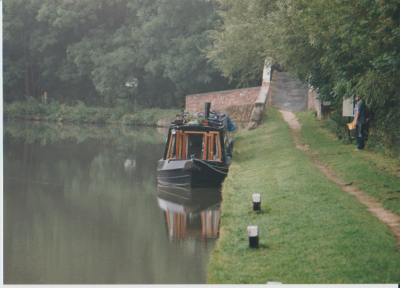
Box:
[157,103,235,187]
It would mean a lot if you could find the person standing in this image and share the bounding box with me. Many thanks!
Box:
[353,97,367,150]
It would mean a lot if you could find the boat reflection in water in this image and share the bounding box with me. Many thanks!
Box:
[157,185,222,242]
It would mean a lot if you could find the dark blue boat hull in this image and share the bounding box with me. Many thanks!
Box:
[157,159,228,187]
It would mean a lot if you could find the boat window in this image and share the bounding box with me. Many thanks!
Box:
[207,136,213,160]
[186,133,204,159]
[168,134,176,159]
[178,133,184,159]
[214,133,220,160]
[204,133,220,161]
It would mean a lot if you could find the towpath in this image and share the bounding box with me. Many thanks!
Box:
[271,72,400,248]
[271,72,309,111]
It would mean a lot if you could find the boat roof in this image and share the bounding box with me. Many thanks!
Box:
[169,112,227,131]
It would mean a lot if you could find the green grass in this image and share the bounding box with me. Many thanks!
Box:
[207,107,400,284]
[297,110,400,216]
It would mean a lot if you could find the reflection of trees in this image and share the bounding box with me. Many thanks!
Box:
[3,121,166,145]
[4,123,215,284]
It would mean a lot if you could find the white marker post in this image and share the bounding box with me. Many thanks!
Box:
[252,193,261,211]
[247,226,259,248]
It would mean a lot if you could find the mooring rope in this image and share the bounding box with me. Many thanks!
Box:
[192,157,228,175]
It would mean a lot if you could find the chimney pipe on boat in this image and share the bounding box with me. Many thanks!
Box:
[204,102,211,119]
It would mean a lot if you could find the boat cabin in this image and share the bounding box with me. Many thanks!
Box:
[165,127,224,162]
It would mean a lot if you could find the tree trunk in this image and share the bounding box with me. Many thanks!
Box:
[31,65,35,97]
[22,31,30,97]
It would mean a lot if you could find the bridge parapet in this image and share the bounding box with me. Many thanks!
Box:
[184,58,272,128]
[248,63,272,129]
[185,87,261,113]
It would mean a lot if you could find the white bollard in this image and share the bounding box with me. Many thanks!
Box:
[247,226,259,248]
[252,193,261,211]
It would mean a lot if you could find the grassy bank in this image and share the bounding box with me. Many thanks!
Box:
[3,98,179,126]
[207,107,400,284]
[323,110,400,161]
[297,110,400,215]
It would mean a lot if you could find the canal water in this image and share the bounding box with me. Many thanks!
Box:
[3,121,222,284]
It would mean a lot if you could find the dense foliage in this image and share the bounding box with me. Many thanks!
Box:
[207,0,400,152]
[3,0,237,108]
[205,0,275,86]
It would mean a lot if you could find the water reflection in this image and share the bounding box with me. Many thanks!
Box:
[3,121,218,284]
[3,120,166,145]
[157,185,222,242]
[124,159,136,170]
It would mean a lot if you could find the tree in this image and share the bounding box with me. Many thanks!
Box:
[132,0,236,107]
[3,0,236,108]
[3,0,43,100]
[207,0,400,147]
[34,0,135,105]
[206,0,276,87]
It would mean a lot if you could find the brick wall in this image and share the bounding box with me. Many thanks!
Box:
[185,87,261,113]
